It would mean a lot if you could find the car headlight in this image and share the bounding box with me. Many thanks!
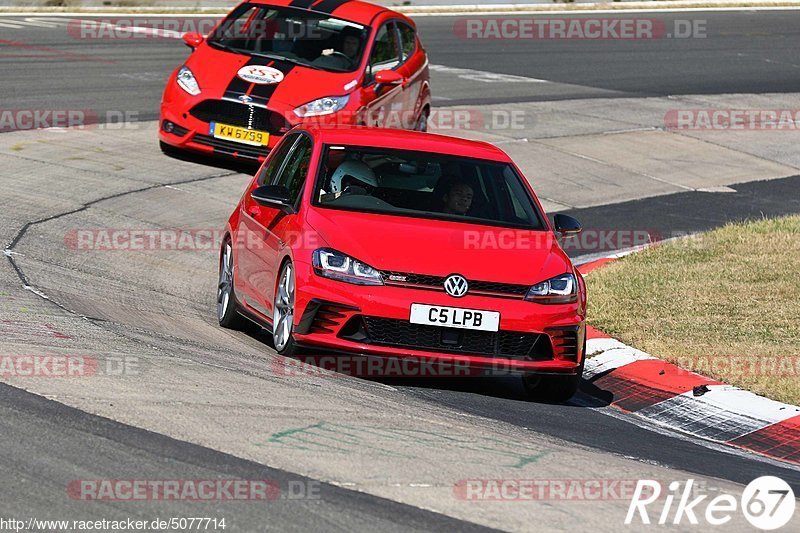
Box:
[176,66,201,96]
[294,95,350,117]
[312,248,383,286]
[525,273,577,304]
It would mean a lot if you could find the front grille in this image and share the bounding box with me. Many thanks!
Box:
[193,133,270,160]
[347,316,551,360]
[189,100,289,134]
[381,271,529,299]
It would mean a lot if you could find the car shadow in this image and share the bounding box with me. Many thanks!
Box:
[160,143,260,175]
[245,324,613,407]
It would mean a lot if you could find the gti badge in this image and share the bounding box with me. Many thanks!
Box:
[238,94,253,104]
[444,274,468,298]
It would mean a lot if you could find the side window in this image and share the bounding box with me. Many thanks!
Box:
[369,22,400,79]
[257,133,298,185]
[398,23,416,61]
[273,135,313,205]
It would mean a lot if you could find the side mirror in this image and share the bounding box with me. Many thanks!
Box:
[182,32,204,50]
[553,214,582,235]
[374,70,404,89]
[251,185,293,210]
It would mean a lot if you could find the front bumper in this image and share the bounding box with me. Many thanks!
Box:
[159,103,284,162]
[159,88,361,162]
[292,260,586,376]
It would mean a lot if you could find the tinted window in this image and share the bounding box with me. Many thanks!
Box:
[208,3,368,73]
[398,23,416,60]
[274,135,312,205]
[257,133,298,185]
[369,23,400,77]
[314,146,545,230]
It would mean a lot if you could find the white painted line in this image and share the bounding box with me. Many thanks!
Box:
[429,64,548,84]
[635,389,797,442]
[5,7,800,18]
[670,385,800,425]
[404,6,800,17]
[575,233,695,268]
[585,398,798,470]
[0,13,223,18]
[93,23,184,39]
[584,340,655,379]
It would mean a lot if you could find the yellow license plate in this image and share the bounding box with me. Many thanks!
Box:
[210,122,269,147]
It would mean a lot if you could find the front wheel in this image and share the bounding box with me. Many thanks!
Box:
[522,367,582,403]
[414,109,429,132]
[272,261,298,355]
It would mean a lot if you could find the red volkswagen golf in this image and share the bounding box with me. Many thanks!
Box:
[159,0,431,161]
[218,126,587,401]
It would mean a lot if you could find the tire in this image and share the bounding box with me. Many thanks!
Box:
[522,363,583,403]
[272,260,298,356]
[522,340,586,402]
[414,109,429,132]
[217,239,248,330]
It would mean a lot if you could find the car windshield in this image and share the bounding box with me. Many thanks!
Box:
[314,146,547,230]
[207,3,369,73]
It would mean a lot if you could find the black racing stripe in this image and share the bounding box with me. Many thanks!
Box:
[247,60,295,102]
[311,0,350,15]
[223,57,263,100]
[289,0,316,8]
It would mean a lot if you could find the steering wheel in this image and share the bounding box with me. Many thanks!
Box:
[327,51,354,68]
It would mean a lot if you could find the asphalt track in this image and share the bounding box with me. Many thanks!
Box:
[1,10,800,532]
[0,383,495,532]
[1,10,800,116]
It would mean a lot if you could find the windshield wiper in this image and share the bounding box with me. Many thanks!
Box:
[208,41,245,55]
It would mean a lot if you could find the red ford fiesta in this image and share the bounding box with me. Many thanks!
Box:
[160,0,431,162]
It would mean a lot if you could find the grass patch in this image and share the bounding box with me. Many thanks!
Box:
[586,215,800,405]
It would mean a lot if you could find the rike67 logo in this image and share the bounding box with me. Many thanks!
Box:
[626,477,795,530]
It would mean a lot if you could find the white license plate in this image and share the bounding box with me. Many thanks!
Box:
[410,304,500,332]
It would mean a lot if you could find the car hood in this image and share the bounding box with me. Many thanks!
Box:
[187,46,360,109]
[306,208,572,285]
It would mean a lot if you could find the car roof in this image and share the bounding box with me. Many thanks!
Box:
[245,0,403,27]
[302,126,513,162]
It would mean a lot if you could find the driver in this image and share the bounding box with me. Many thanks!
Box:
[316,27,361,69]
[338,27,362,63]
[441,181,474,216]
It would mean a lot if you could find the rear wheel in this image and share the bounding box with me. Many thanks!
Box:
[217,239,248,330]
[272,261,298,356]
